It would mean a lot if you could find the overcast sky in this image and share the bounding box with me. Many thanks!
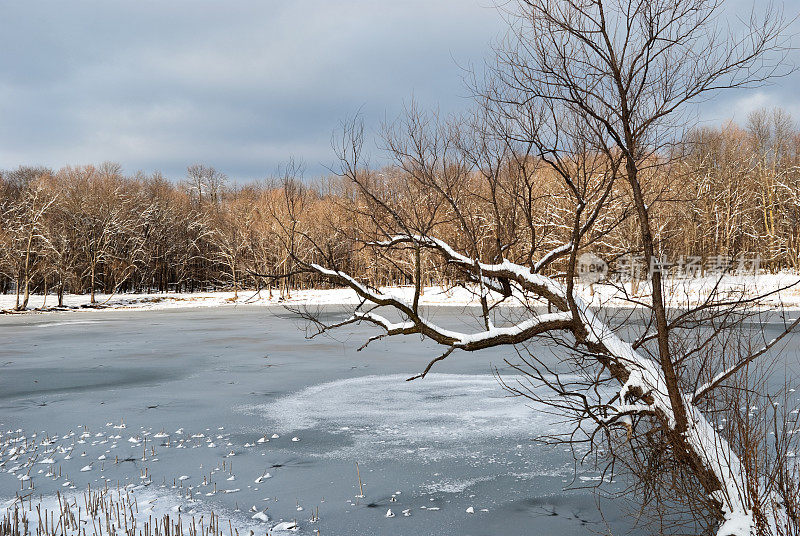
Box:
[1,1,798,182]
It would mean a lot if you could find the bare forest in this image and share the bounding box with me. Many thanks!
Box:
[2,110,800,310]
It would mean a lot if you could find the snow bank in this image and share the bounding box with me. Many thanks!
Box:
[3,273,799,314]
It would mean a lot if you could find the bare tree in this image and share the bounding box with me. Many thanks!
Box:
[749,108,798,266]
[39,192,80,307]
[0,168,57,310]
[274,1,798,534]
[185,164,228,209]
[208,188,254,299]
[58,165,145,304]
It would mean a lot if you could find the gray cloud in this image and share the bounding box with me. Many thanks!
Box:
[1,1,797,181]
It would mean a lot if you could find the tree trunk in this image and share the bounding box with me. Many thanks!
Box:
[90,261,96,304]
[22,231,33,310]
[232,262,238,300]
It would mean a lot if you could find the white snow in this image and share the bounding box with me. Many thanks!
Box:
[251,511,270,522]
[244,374,567,463]
[3,272,800,314]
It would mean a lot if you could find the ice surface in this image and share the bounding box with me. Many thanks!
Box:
[3,307,794,535]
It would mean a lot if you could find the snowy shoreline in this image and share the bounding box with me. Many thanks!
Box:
[3,273,800,314]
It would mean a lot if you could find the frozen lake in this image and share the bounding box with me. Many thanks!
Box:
[1,306,797,535]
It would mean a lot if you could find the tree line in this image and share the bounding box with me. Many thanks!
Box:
[1,108,799,310]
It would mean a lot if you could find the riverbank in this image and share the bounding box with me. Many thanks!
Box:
[3,273,800,314]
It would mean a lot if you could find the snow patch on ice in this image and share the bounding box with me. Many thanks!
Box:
[243,374,561,462]
[420,476,495,494]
